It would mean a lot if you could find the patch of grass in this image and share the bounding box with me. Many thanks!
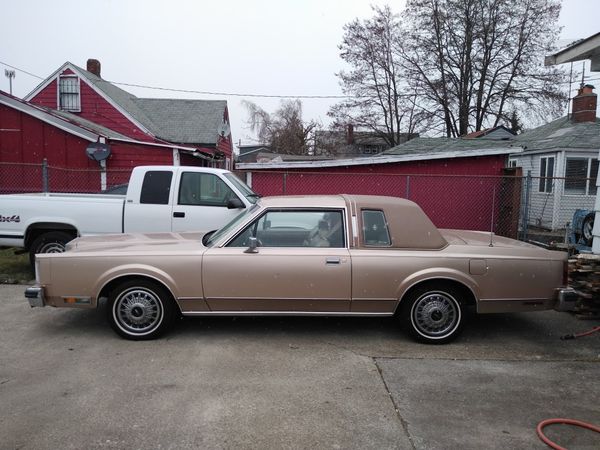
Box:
[0,247,34,284]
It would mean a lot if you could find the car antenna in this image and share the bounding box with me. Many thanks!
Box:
[489,186,495,247]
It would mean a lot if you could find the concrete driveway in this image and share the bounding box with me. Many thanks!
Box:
[1,284,599,449]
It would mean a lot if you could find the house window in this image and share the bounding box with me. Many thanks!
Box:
[538,156,554,193]
[565,157,599,195]
[508,159,517,168]
[58,76,80,111]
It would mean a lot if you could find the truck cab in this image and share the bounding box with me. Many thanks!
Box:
[124,166,258,233]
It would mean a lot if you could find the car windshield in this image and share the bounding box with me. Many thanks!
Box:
[224,173,260,204]
[204,203,260,247]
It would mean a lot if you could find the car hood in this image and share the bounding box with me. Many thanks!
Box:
[65,231,207,253]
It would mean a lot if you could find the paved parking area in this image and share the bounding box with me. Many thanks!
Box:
[1,284,599,449]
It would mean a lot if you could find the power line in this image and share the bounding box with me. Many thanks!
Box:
[0,61,44,80]
[1,59,599,99]
[101,80,351,99]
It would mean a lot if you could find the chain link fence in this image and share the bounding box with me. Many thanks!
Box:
[241,170,599,243]
[0,161,132,194]
[1,161,596,244]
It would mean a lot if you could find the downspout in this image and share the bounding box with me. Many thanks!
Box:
[99,137,107,191]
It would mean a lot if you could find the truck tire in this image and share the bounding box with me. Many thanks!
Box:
[582,213,594,247]
[29,231,74,266]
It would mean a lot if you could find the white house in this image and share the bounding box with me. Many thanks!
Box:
[509,85,600,230]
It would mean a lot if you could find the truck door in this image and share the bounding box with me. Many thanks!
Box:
[171,171,244,232]
[123,170,174,232]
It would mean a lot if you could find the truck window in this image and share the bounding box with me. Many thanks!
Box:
[178,172,238,207]
[140,171,173,205]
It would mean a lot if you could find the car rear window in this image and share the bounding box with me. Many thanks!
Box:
[362,210,391,246]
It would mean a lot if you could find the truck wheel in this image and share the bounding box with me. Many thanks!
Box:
[29,231,74,265]
[107,279,176,340]
[582,213,594,247]
[400,283,466,344]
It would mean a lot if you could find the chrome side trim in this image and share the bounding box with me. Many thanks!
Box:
[181,311,394,317]
[189,296,350,301]
[479,297,547,302]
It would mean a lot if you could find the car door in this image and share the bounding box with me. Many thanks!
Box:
[202,209,351,312]
[171,171,244,232]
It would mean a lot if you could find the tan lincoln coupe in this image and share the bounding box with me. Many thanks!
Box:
[25,195,577,343]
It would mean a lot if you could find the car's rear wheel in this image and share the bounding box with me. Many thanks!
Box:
[401,283,466,344]
[107,279,176,340]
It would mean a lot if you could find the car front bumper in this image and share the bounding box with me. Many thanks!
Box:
[25,286,45,308]
[554,287,579,312]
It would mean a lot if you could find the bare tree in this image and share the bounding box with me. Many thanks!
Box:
[400,0,568,136]
[332,1,568,139]
[243,99,317,155]
[328,6,429,147]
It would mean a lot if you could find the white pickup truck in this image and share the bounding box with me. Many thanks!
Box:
[0,165,259,263]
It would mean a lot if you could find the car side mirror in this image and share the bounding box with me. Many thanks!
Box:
[244,236,259,254]
[227,198,245,209]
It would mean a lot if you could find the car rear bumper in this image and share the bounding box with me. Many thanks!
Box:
[554,287,579,312]
[25,286,45,308]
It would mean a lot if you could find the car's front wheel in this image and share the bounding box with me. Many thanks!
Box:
[107,279,176,340]
[401,283,466,344]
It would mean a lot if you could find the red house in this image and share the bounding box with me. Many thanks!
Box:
[23,59,233,168]
[0,90,209,193]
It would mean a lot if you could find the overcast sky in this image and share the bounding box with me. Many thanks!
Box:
[1,0,599,148]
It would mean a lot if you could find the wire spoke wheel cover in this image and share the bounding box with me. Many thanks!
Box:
[412,291,460,338]
[113,287,164,337]
[107,279,176,340]
[402,284,466,344]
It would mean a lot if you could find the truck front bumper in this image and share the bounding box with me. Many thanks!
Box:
[554,287,579,312]
[25,286,45,308]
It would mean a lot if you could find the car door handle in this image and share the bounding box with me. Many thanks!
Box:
[173,212,185,218]
[326,257,341,265]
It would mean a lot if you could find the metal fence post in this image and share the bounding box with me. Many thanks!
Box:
[406,175,410,199]
[42,158,49,193]
[521,171,532,241]
[283,172,287,195]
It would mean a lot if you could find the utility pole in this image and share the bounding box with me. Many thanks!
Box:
[4,69,15,95]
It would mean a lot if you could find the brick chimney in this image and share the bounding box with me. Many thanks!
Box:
[572,84,597,123]
[86,59,101,78]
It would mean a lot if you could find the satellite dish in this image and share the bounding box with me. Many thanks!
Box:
[218,123,231,137]
[86,142,111,161]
